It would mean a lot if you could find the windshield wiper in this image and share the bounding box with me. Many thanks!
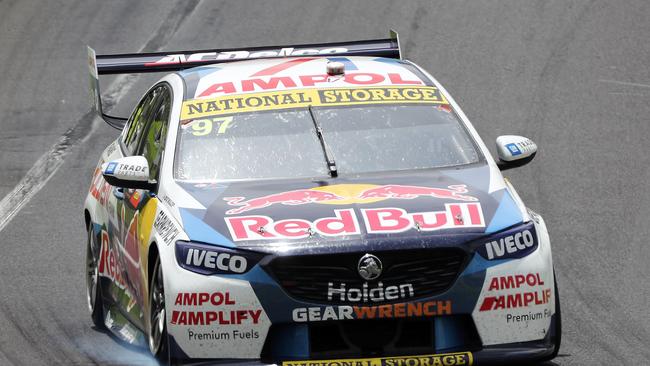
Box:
[308,105,338,177]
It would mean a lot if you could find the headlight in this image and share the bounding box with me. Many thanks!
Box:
[175,241,264,275]
[474,221,538,260]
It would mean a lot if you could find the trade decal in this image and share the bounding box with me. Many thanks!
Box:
[105,162,148,178]
[282,352,473,366]
[505,143,521,156]
[105,162,117,174]
[181,86,447,119]
[292,300,452,322]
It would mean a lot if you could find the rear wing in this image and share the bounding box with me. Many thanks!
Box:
[87,30,401,129]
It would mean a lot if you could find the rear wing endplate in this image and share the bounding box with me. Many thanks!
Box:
[87,31,401,129]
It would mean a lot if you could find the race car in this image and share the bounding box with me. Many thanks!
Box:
[84,31,560,365]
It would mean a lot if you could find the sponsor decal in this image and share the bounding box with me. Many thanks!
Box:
[175,242,261,275]
[506,309,552,324]
[187,328,259,342]
[171,292,263,326]
[226,203,483,241]
[282,352,473,366]
[225,208,361,241]
[98,230,128,289]
[196,71,424,98]
[147,47,350,67]
[327,282,414,303]
[293,300,452,322]
[478,273,551,311]
[167,281,270,358]
[473,259,554,345]
[485,230,534,259]
[478,224,538,260]
[185,248,247,273]
[182,86,446,119]
[153,210,180,245]
[223,183,483,241]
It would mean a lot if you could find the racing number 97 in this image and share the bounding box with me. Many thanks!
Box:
[191,116,234,136]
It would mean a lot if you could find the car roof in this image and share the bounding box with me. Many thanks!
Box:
[176,56,433,100]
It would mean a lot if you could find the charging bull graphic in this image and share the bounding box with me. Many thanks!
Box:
[224,184,477,214]
[357,184,477,201]
[224,189,345,215]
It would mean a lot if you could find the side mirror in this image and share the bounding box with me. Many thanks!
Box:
[101,156,156,190]
[496,135,537,170]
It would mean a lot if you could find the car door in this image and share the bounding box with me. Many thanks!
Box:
[104,84,166,323]
[118,84,172,324]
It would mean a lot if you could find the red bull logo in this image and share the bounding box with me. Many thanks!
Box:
[223,184,484,241]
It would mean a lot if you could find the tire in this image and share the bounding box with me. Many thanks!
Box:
[86,224,105,329]
[540,273,562,362]
[550,274,562,358]
[148,255,170,363]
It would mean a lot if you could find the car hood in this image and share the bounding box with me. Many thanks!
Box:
[175,163,526,255]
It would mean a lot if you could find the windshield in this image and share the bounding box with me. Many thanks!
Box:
[175,104,480,181]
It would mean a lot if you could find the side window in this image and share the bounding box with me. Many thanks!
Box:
[138,86,171,181]
[122,86,163,154]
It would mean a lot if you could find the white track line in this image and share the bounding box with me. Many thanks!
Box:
[598,79,650,89]
[0,74,139,233]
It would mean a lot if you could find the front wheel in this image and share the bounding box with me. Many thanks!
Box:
[549,274,562,358]
[540,273,562,362]
[86,224,104,328]
[148,256,170,362]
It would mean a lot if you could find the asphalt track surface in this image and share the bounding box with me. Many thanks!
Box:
[0,0,648,365]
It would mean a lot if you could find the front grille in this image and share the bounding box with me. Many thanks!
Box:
[260,315,482,361]
[266,248,467,305]
[310,318,434,357]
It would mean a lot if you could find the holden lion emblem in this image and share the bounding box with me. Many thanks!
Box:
[358,254,383,280]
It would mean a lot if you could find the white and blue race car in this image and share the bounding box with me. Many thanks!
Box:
[84,31,560,365]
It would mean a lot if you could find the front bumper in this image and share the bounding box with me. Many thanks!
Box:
[171,338,558,366]
[164,219,556,364]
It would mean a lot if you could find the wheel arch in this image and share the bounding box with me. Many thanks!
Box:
[148,241,160,286]
[84,209,91,229]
